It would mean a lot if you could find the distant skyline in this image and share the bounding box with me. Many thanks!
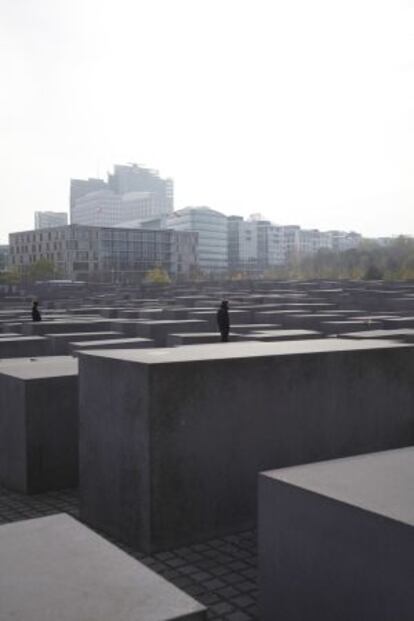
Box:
[1,0,414,243]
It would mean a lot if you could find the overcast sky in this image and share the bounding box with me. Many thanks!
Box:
[1,0,414,243]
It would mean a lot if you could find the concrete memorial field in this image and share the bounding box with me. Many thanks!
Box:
[0,278,414,620]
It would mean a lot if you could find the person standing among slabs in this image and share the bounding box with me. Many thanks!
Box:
[217,300,230,342]
[31,300,42,322]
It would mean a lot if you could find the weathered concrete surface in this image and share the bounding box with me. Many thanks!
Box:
[0,514,206,621]
[341,328,414,342]
[22,319,113,336]
[259,447,414,621]
[133,319,208,346]
[246,329,322,342]
[45,331,122,355]
[166,332,249,346]
[79,339,414,551]
[0,357,78,493]
[70,337,154,355]
[0,336,50,358]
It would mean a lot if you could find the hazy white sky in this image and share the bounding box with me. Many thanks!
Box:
[1,0,414,242]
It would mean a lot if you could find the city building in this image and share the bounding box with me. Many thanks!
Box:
[166,207,228,273]
[0,245,9,271]
[70,191,121,228]
[227,216,260,273]
[227,218,299,273]
[70,164,174,226]
[326,230,363,251]
[35,211,68,230]
[69,177,107,214]
[227,215,362,273]
[108,164,174,213]
[9,225,197,283]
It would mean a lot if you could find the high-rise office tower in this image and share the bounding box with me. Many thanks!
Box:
[35,211,68,230]
[70,164,174,227]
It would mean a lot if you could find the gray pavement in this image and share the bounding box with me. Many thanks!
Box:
[0,485,258,621]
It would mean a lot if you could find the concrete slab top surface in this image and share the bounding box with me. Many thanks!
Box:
[0,336,46,343]
[262,447,414,527]
[73,337,152,346]
[0,514,205,621]
[0,356,78,379]
[79,338,411,365]
[342,328,414,338]
[249,329,320,336]
[45,331,120,339]
[137,319,207,325]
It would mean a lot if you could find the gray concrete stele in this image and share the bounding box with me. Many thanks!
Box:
[79,339,414,552]
[259,447,414,621]
[0,514,206,621]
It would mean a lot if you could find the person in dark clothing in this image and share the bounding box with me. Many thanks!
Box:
[217,300,230,342]
[31,300,42,322]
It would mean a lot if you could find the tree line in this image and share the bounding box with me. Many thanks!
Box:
[265,236,414,281]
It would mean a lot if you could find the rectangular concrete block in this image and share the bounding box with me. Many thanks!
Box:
[0,514,206,621]
[134,319,208,346]
[246,329,322,342]
[22,319,113,336]
[79,339,414,552]
[0,336,50,358]
[0,357,79,493]
[166,332,249,346]
[259,447,414,621]
[70,337,154,355]
[45,331,122,355]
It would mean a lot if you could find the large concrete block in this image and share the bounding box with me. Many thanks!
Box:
[341,328,414,342]
[0,336,50,358]
[246,329,322,342]
[0,356,78,493]
[259,447,414,621]
[0,514,206,621]
[79,339,414,552]
[166,332,249,346]
[22,319,113,336]
[70,337,154,355]
[134,319,208,346]
[46,331,122,355]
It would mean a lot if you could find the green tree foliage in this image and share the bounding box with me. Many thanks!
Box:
[27,259,56,282]
[268,236,414,281]
[144,266,171,284]
[0,268,21,285]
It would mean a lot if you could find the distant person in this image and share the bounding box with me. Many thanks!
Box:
[217,300,230,342]
[31,300,42,322]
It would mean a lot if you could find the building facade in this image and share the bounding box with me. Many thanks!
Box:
[228,216,260,273]
[70,164,174,227]
[9,225,197,282]
[167,207,228,273]
[227,216,361,273]
[0,245,9,271]
[70,178,107,215]
[35,211,68,230]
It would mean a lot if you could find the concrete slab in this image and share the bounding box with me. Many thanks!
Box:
[79,339,414,551]
[22,319,113,336]
[45,331,122,355]
[134,319,208,346]
[70,337,154,355]
[341,328,414,342]
[0,357,78,493]
[246,329,322,342]
[0,514,206,621]
[259,447,414,621]
[166,332,249,346]
[0,336,50,359]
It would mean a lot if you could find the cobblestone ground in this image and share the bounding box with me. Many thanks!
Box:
[0,486,258,621]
